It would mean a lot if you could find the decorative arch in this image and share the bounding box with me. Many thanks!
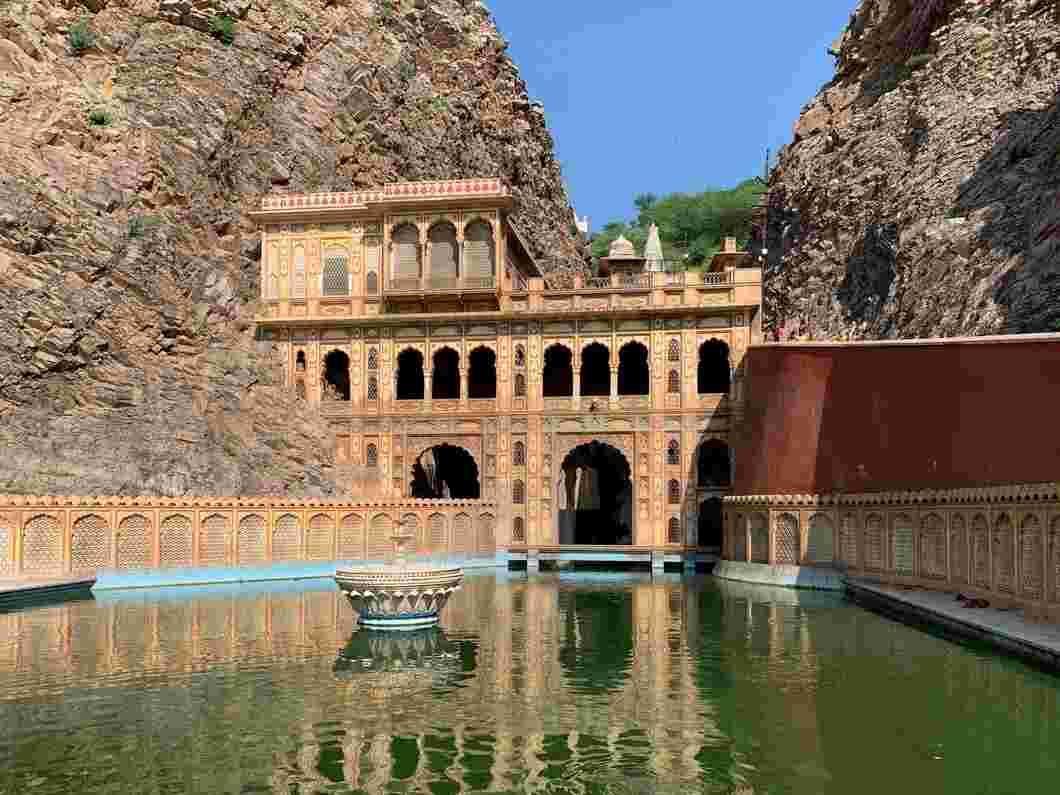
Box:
[580,342,610,397]
[667,479,681,504]
[806,513,834,565]
[411,442,480,499]
[477,513,495,553]
[668,338,681,362]
[238,514,267,563]
[730,514,747,561]
[367,347,379,370]
[950,514,967,583]
[1020,515,1042,599]
[463,219,495,282]
[396,347,425,400]
[513,479,526,504]
[993,513,1015,594]
[307,513,336,561]
[920,514,946,579]
[400,513,421,542]
[667,369,680,394]
[617,340,649,396]
[972,514,990,588]
[557,438,634,546]
[21,514,62,575]
[774,513,800,564]
[272,513,301,562]
[292,243,306,299]
[666,439,680,466]
[514,372,527,397]
[322,349,351,401]
[749,513,768,563]
[667,517,682,544]
[452,512,473,555]
[427,221,459,284]
[468,345,497,399]
[697,339,730,394]
[322,246,350,296]
[338,513,365,559]
[512,516,526,543]
[366,443,378,468]
[391,223,421,283]
[368,513,394,560]
[514,344,526,368]
[543,344,574,397]
[71,514,111,574]
[199,513,228,566]
[864,514,885,571]
[116,515,151,570]
[160,514,193,568]
[366,270,379,294]
[513,440,526,466]
[428,513,447,552]
[432,346,460,400]
[839,513,858,567]
[892,513,914,576]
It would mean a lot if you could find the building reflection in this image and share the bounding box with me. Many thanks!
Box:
[0,575,762,793]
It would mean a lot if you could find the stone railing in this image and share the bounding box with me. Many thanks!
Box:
[0,497,499,578]
[387,277,496,293]
[723,483,1060,620]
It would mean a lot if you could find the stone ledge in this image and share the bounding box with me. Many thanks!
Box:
[725,482,1059,507]
[712,560,845,591]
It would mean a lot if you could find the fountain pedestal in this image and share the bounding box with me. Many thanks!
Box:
[335,529,463,629]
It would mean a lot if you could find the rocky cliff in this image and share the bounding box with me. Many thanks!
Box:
[766,0,1060,340]
[0,0,578,496]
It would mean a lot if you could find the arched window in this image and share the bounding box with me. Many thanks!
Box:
[464,220,495,284]
[366,443,378,468]
[543,345,573,397]
[322,247,350,296]
[617,341,649,396]
[296,350,306,372]
[513,480,525,504]
[514,372,526,397]
[322,350,351,401]
[697,339,731,394]
[292,244,306,300]
[468,346,497,399]
[392,224,421,286]
[668,479,681,504]
[367,347,378,370]
[667,439,680,466]
[668,338,681,362]
[432,347,460,400]
[366,271,378,294]
[428,222,459,286]
[396,348,425,400]
[367,375,378,401]
[513,441,526,466]
[513,517,526,543]
[514,345,526,368]
[697,440,731,487]
[580,342,610,397]
[668,369,680,394]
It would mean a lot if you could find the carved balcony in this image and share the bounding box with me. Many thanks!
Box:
[386,277,497,297]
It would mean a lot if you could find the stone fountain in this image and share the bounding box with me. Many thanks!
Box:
[335,525,463,629]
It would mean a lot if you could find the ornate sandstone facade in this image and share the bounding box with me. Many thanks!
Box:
[251,177,763,556]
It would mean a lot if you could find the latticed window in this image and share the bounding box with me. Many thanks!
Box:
[366,271,378,294]
[668,479,681,504]
[513,517,526,543]
[668,338,681,362]
[667,439,680,466]
[367,375,378,401]
[668,370,680,394]
[366,443,378,467]
[367,347,378,370]
[322,248,349,296]
[292,245,306,300]
[513,480,525,504]
[514,345,526,368]
[513,441,526,466]
[514,373,526,397]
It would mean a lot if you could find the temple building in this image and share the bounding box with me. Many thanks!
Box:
[249,177,763,563]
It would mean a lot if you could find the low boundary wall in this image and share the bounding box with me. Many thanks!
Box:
[723,483,1060,621]
[0,496,500,586]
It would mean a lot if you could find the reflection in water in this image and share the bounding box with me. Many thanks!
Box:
[0,574,1057,794]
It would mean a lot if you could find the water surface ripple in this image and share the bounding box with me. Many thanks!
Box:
[0,573,1057,794]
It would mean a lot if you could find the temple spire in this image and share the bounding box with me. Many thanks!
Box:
[644,223,664,272]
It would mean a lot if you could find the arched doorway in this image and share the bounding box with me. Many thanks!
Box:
[698,339,731,393]
[396,348,425,400]
[468,346,497,399]
[543,344,573,397]
[698,498,723,548]
[580,343,610,397]
[557,441,633,545]
[617,341,649,395]
[322,350,350,401]
[432,347,459,400]
[410,443,480,499]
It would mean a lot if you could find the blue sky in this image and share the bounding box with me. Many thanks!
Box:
[488,0,855,230]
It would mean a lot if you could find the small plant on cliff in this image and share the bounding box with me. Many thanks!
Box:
[906,52,933,69]
[127,215,161,238]
[88,108,113,126]
[209,15,236,46]
[398,60,416,82]
[67,17,96,55]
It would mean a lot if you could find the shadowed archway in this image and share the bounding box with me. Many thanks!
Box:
[322,350,350,401]
[580,343,610,397]
[543,344,573,397]
[397,348,425,400]
[698,497,723,549]
[410,443,480,499]
[558,441,633,545]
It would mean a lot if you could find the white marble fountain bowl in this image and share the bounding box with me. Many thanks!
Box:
[335,562,464,629]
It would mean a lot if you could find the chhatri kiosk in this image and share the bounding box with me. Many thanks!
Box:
[250,178,762,569]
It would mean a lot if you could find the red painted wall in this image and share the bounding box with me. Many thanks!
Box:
[733,336,1060,495]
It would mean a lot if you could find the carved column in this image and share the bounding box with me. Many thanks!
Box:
[460,369,468,407]
[572,369,580,401]
[425,369,433,408]
[609,368,618,399]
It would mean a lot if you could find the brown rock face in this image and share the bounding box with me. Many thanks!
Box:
[0,0,578,497]
[766,0,1060,340]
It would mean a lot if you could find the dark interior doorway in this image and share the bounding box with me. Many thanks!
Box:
[543,345,573,397]
[397,348,425,400]
[432,347,459,400]
[698,440,731,487]
[698,498,723,548]
[617,341,649,395]
[558,441,632,545]
[580,343,610,397]
[698,340,731,394]
[322,350,351,401]
[468,347,497,399]
[410,443,480,499]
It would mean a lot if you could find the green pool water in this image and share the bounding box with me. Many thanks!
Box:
[0,573,1057,794]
